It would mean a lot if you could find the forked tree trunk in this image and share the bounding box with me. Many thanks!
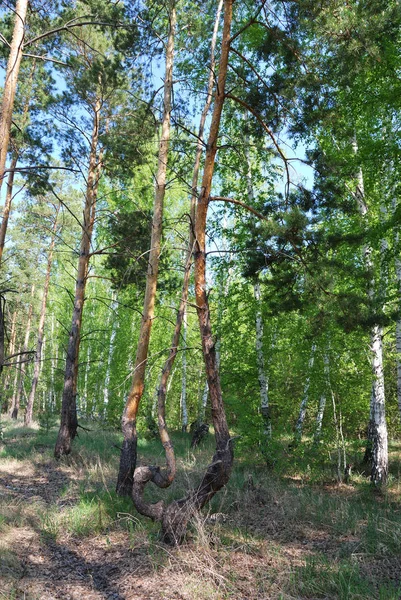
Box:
[116,4,176,495]
[353,138,388,485]
[0,0,28,198]
[294,342,316,443]
[25,206,60,426]
[131,0,234,544]
[55,101,101,458]
[11,285,34,420]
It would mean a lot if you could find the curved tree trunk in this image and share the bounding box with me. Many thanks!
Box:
[25,205,60,426]
[116,3,176,495]
[131,0,234,544]
[55,101,101,458]
[0,0,28,198]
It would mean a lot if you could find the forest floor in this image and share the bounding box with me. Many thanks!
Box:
[1,418,401,599]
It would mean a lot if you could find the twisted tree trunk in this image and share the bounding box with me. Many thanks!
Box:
[116,4,176,495]
[131,0,234,544]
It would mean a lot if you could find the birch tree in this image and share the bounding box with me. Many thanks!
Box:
[25,203,60,426]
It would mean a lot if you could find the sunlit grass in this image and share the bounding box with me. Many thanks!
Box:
[1,418,401,598]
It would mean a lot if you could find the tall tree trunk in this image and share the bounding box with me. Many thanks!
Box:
[161,0,234,542]
[294,342,317,442]
[129,0,234,544]
[50,315,57,410]
[9,346,21,418]
[392,197,401,425]
[2,309,17,413]
[254,281,271,439]
[11,285,34,420]
[103,297,118,419]
[180,304,188,432]
[116,4,176,496]
[0,0,28,198]
[353,139,388,485]
[314,353,329,444]
[25,206,60,426]
[0,154,18,264]
[245,136,271,440]
[55,100,101,458]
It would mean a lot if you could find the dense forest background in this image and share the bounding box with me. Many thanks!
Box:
[1,0,401,479]
[1,0,401,588]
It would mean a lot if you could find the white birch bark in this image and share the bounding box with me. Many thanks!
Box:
[3,309,17,409]
[103,297,118,417]
[245,127,271,439]
[314,353,329,443]
[392,197,401,424]
[295,342,317,440]
[254,281,271,438]
[180,304,188,432]
[50,315,56,409]
[11,285,34,420]
[353,137,387,485]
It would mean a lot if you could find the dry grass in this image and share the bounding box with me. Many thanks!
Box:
[1,417,401,599]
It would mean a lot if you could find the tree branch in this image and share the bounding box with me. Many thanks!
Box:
[210,196,270,222]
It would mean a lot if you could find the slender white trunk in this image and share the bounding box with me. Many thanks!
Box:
[199,380,209,422]
[392,197,401,424]
[83,342,91,417]
[103,298,118,417]
[245,128,271,439]
[3,309,17,410]
[353,137,387,485]
[50,316,56,409]
[295,343,317,439]
[180,304,188,432]
[369,324,387,484]
[11,285,34,420]
[314,353,329,443]
[254,282,271,438]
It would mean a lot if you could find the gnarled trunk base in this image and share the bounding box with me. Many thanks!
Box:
[132,442,233,545]
[116,418,137,496]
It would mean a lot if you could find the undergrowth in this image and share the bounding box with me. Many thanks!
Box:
[1,417,401,599]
